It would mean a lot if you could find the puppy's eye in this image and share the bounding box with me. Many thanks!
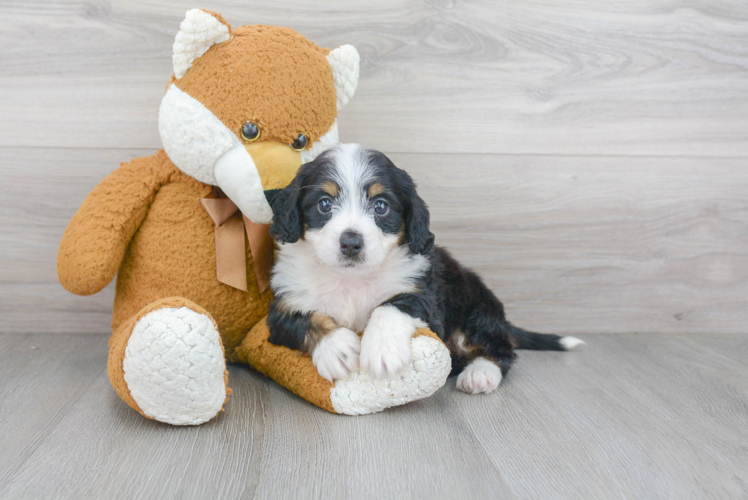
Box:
[318,197,333,214]
[291,134,308,151]
[374,199,389,216]
[241,121,261,142]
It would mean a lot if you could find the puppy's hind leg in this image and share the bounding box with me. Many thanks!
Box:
[456,357,504,395]
[449,332,515,395]
[447,305,517,395]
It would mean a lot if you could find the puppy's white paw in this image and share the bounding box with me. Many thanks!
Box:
[360,332,412,378]
[360,305,418,378]
[456,357,502,395]
[312,327,361,382]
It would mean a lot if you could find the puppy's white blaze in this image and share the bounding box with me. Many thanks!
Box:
[560,336,586,350]
[360,305,419,378]
[456,357,502,395]
[329,143,375,209]
[317,143,390,270]
[272,242,428,332]
[312,327,361,382]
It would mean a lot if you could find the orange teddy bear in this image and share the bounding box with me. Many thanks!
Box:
[57,9,451,425]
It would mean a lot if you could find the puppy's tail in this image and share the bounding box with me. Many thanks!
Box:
[508,324,585,351]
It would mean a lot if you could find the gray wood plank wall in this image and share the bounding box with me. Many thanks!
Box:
[1,0,746,334]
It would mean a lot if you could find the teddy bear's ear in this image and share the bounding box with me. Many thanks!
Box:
[172,9,231,79]
[327,45,360,110]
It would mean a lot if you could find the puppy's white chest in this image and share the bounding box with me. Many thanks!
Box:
[272,243,428,332]
[312,277,386,332]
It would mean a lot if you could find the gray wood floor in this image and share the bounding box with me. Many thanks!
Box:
[2,1,748,499]
[1,332,746,499]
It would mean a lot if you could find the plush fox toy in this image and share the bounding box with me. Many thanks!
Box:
[57,9,451,425]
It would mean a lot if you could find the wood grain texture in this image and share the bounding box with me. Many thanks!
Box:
[391,152,748,335]
[0,147,150,333]
[3,147,746,334]
[0,333,109,488]
[2,2,746,499]
[448,333,748,499]
[0,334,269,500]
[1,332,746,499]
[249,386,514,499]
[0,1,746,155]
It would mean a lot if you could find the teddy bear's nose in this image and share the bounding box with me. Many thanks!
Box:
[244,141,303,191]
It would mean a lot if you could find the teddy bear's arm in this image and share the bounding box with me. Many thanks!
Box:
[57,154,173,296]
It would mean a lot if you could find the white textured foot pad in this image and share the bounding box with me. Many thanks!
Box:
[330,335,451,415]
[123,307,227,425]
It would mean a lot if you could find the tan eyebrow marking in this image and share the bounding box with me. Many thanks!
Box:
[321,181,339,197]
[368,182,386,198]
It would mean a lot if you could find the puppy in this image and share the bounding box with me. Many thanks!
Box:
[265,144,584,394]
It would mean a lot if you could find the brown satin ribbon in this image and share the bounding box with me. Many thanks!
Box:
[201,193,273,293]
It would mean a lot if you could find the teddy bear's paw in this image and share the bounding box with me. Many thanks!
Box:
[123,307,227,425]
[329,334,451,415]
[456,357,502,395]
[312,327,361,382]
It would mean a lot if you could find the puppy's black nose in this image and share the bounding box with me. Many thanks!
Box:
[339,230,364,257]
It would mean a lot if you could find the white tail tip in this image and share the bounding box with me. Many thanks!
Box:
[560,336,586,351]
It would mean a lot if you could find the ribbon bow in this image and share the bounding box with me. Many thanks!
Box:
[201,192,273,293]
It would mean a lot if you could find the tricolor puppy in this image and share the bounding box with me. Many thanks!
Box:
[265,144,584,394]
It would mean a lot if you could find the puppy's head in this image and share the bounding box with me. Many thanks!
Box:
[267,143,434,272]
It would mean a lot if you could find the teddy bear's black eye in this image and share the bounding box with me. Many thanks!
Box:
[291,134,308,151]
[318,197,333,214]
[241,121,261,142]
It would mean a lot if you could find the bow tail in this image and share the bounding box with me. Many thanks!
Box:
[215,212,249,292]
[243,217,273,294]
[201,194,274,293]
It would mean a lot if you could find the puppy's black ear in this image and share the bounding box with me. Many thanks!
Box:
[406,190,435,254]
[386,157,435,255]
[266,178,304,244]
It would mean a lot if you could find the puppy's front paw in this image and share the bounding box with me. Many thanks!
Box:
[360,333,412,378]
[312,327,361,382]
[456,357,502,394]
[360,306,416,378]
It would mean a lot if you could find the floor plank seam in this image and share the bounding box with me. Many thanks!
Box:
[439,384,519,499]
[0,364,109,492]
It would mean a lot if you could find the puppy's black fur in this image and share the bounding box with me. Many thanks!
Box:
[266,147,571,379]
[384,245,568,377]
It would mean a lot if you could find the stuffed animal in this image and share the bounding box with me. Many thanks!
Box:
[57,9,451,425]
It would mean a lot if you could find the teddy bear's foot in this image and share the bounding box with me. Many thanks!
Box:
[330,333,451,415]
[108,298,229,425]
[236,320,451,415]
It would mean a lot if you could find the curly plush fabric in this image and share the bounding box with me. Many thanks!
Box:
[302,120,339,164]
[235,321,451,415]
[104,153,273,355]
[57,152,174,297]
[176,24,337,147]
[58,10,450,422]
[172,9,231,79]
[123,306,227,425]
[327,45,360,110]
[330,334,451,415]
[107,296,231,420]
[159,84,239,186]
